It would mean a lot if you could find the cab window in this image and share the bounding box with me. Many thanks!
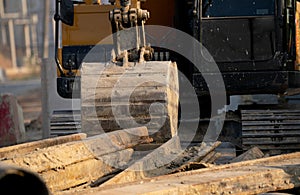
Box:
[203,0,276,17]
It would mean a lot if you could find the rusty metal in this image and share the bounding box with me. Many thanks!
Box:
[109,0,153,65]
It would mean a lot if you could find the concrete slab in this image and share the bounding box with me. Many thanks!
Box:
[0,94,25,147]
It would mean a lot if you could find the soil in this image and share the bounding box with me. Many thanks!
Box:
[0,51,12,69]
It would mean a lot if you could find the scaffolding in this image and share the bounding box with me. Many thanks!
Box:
[0,0,39,68]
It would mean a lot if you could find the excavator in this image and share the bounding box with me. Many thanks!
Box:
[52,0,300,155]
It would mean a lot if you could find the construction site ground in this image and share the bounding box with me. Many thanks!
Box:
[1,79,300,194]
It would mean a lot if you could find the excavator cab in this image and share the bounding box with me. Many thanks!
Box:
[190,0,300,96]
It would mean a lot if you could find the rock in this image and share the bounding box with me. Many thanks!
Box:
[0,94,26,147]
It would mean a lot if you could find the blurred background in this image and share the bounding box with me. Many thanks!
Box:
[0,0,54,80]
[0,0,56,140]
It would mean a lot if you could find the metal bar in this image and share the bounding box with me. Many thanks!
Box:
[243,141,300,145]
[21,0,28,16]
[24,24,32,58]
[1,23,7,46]
[243,133,300,138]
[8,19,17,69]
[0,0,21,19]
[243,121,300,126]
[41,59,51,139]
[141,21,146,47]
[243,127,300,131]
[275,0,282,52]
[242,109,300,113]
[30,15,39,60]
[54,0,66,76]
[0,0,4,18]
[43,0,51,58]
[242,116,300,120]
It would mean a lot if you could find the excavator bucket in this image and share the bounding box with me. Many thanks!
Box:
[81,61,179,142]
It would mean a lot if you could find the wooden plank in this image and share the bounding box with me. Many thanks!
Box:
[1,127,150,173]
[1,127,151,192]
[187,141,222,163]
[0,133,87,159]
[168,162,213,174]
[76,152,300,195]
[42,149,133,192]
[230,147,265,163]
[167,142,221,174]
[100,136,182,188]
[200,151,222,164]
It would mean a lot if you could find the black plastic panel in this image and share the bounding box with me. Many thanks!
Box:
[57,77,81,99]
[204,0,275,17]
[202,16,276,65]
[62,45,113,70]
[193,71,288,96]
